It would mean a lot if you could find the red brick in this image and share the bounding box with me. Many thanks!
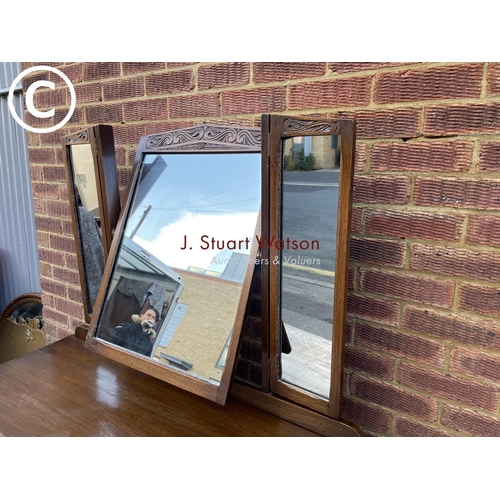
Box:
[459,283,500,317]
[43,307,69,327]
[340,397,390,434]
[30,165,43,181]
[53,266,80,286]
[360,268,455,308]
[46,200,70,219]
[32,182,59,199]
[375,64,483,104]
[65,253,79,271]
[371,141,473,172]
[351,207,362,233]
[103,77,144,101]
[50,234,76,253]
[28,148,55,164]
[199,63,250,89]
[347,294,400,326]
[349,237,406,267]
[392,416,453,437]
[26,132,40,147]
[450,346,500,384]
[54,107,83,127]
[170,93,220,119]
[355,143,366,171]
[34,200,46,214]
[487,62,500,96]
[222,87,286,115]
[353,175,411,204]
[398,362,499,411]
[22,69,50,91]
[53,64,82,85]
[345,345,395,379]
[62,220,74,235]
[355,322,446,366]
[39,263,52,278]
[35,215,62,234]
[478,141,500,172]
[40,278,67,297]
[289,77,371,109]
[117,167,133,190]
[40,128,75,147]
[466,214,500,246]
[441,404,500,436]
[350,374,439,421]
[54,297,83,319]
[329,62,408,74]
[43,166,69,182]
[67,286,83,303]
[348,266,355,291]
[365,210,463,242]
[33,87,67,110]
[145,70,194,95]
[144,121,194,136]
[37,232,49,248]
[340,108,421,140]
[74,82,102,103]
[85,103,123,123]
[123,62,165,75]
[55,327,75,340]
[112,124,146,145]
[82,62,120,81]
[123,99,168,122]
[23,112,54,129]
[38,247,65,266]
[415,177,500,210]
[424,103,500,136]
[402,305,500,350]
[253,62,325,84]
[410,243,500,283]
[345,319,353,343]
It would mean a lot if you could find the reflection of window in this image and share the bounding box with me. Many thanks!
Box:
[215,331,232,369]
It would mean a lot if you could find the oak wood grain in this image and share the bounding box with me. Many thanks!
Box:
[0,335,320,437]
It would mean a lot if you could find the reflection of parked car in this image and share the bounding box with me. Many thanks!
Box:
[99,236,184,356]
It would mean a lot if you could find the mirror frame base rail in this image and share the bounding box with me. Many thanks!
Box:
[231,382,362,437]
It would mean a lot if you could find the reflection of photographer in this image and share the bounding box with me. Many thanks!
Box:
[110,308,158,356]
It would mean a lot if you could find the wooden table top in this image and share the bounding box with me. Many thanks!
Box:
[0,335,320,437]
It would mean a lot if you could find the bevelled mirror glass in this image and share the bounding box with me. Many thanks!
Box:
[264,115,356,419]
[85,124,262,405]
[63,125,120,323]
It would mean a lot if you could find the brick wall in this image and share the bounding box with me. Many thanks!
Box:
[22,62,500,436]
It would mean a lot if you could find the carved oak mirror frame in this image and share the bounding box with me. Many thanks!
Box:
[85,124,262,405]
[262,115,356,419]
[63,125,120,323]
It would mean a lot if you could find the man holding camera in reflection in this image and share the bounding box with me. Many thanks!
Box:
[109,307,158,357]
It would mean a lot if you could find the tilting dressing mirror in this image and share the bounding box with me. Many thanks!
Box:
[85,124,262,405]
[264,115,356,418]
[63,125,120,323]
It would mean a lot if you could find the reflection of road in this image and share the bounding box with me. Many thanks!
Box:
[281,169,339,340]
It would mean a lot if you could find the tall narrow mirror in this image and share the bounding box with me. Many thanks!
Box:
[265,116,356,418]
[85,124,262,405]
[63,125,120,323]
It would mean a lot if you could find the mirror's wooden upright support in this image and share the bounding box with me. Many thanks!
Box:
[62,125,120,323]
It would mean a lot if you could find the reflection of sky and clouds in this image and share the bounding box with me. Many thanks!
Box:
[124,153,261,272]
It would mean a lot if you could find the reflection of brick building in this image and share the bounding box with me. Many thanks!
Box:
[155,269,242,382]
